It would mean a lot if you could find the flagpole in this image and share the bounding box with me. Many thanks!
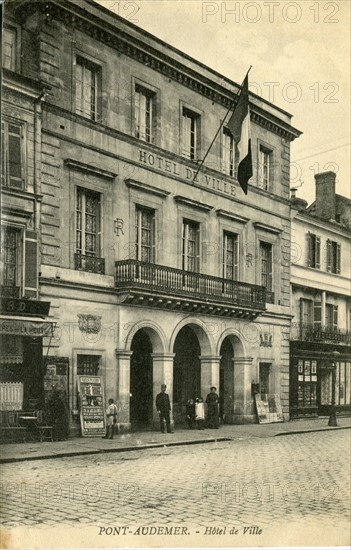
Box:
[192,65,252,184]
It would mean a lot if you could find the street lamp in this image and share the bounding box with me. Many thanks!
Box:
[328,351,340,427]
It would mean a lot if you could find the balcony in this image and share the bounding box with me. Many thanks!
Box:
[74,253,105,275]
[115,260,266,318]
[291,323,351,345]
[266,291,275,304]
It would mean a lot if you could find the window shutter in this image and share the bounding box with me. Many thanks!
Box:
[151,213,156,263]
[315,236,321,269]
[333,306,338,330]
[195,224,200,273]
[24,230,38,298]
[8,124,23,189]
[234,235,239,280]
[336,243,341,274]
[268,245,273,291]
[307,233,312,267]
[313,301,322,328]
[326,239,332,272]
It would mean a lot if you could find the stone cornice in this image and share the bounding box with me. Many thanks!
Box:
[253,222,282,235]
[174,196,213,212]
[64,158,117,180]
[17,0,301,142]
[125,179,170,198]
[216,209,249,224]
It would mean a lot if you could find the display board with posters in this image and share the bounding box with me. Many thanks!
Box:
[255,393,284,424]
[77,376,106,437]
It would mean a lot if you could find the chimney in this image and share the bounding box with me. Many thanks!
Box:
[314,171,336,220]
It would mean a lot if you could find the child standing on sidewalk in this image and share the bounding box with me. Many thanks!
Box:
[195,397,205,430]
[185,398,196,429]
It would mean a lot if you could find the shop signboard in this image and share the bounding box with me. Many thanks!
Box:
[255,393,284,424]
[77,376,106,437]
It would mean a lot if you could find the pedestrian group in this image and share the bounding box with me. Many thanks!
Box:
[103,384,221,438]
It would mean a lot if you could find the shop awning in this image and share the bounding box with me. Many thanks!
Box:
[0,315,56,337]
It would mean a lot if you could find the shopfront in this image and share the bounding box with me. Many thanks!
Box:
[290,342,351,418]
[0,297,54,415]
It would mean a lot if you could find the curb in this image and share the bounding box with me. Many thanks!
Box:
[274,425,351,437]
[0,437,233,464]
[1,426,350,464]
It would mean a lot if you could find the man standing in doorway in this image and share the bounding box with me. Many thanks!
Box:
[156,384,172,433]
[206,386,220,429]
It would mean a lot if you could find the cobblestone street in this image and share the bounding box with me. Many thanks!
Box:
[1,430,350,547]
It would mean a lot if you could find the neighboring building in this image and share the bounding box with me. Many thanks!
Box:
[0,34,54,411]
[1,0,302,434]
[290,172,351,418]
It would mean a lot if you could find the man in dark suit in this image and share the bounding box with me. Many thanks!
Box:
[156,384,172,433]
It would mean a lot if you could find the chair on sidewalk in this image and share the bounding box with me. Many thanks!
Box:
[35,410,54,442]
[6,411,27,443]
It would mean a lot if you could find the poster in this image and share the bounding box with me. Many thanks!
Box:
[255,393,284,423]
[77,376,106,437]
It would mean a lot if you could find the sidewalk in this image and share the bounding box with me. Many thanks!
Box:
[1,416,350,463]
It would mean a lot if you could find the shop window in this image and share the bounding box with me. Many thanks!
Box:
[182,220,200,272]
[297,359,318,408]
[307,233,321,268]
[134,84,156,143]
[135,206,155,263]
[77,355,100,376]
[223,231,238,280]
[1,120,25,189]
[326,240,341,273]
[222,128,234,176]
[75,56,101,121]
[182,107,200,160]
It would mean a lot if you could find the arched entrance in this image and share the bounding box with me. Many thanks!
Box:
[130,329,153,428]
[219,337,235,423]
[173,326,201,423]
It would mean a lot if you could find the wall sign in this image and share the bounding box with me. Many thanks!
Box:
[255,393,284,424]
[77,376,106,437]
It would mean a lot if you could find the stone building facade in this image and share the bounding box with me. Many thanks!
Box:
[290,172,351,418]
[2,0,302,433]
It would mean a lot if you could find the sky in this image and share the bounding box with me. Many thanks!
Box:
[97,0,350,206]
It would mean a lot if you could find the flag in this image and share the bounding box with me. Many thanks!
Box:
[227,74,252,194]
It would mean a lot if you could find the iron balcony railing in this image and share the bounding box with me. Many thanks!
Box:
[291,323,351,345]
[266,291,275,304]
[115,260,266,309]
[74,253,105,275]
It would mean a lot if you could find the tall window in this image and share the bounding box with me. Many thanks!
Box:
[222,128,234,176]
[77,355,100,376]
[0,227,20,287]
[135,85,155,143]
[1,120,24,189]
[307,233,321,268]
[326,240,341,274]
[326,304,338,330]
[75,57,100,120]
[182,220,200,272]
[182,108,200,160]
[76,188,101,257]
[135,206,155,263]
[260,242,273,291]
[223,232,238,280]
[259,146,273,190]
[3,28,17,71]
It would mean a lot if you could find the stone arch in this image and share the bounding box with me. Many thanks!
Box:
[124,320,166,355]
[216,327,246,357]
[169,317,215,356]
